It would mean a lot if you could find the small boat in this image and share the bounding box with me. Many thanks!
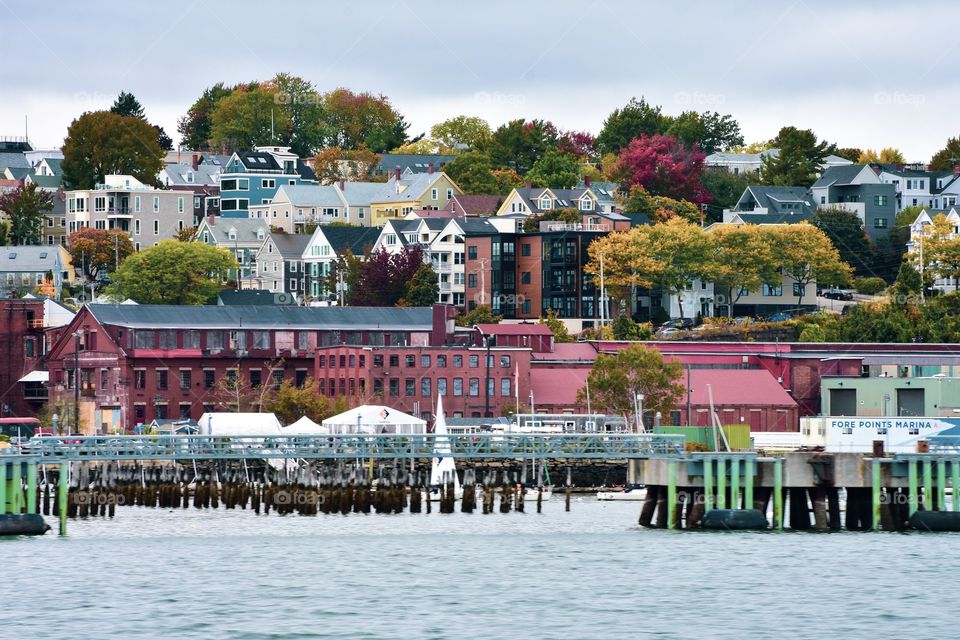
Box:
[596,486,648,501]
[426,394,462,502]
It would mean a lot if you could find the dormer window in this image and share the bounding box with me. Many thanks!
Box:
[540,197,552,210]
[185,171,194,183]
[228,229,237,240]
[257,230,265,240]
[580,198,593,211]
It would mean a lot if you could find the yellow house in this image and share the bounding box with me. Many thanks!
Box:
[368,169,463,227]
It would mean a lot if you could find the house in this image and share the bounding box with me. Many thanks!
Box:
[376,154,454,177]
[158,157,221,225]
[302,225,380,301]
[430,217,501,307]
[723,186,816,223]
[706,148,853,175]
[0,245,73,297]
[446,194,503,217]
[254,231,311,297]
[907,208,960,293]
[65,174,192,250]
[249,184,347,232]
[0,138,31,175]
[194,217,269,288]
[218,146,317,218]
[368,168,463,226]
[810,165,896,240]
[876,164,960,213]
[494,185,607,218]
[41,190,67,247]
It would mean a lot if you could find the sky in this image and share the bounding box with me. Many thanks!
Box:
[1,0,956,161]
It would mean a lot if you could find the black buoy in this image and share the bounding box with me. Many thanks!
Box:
[0,513,51,536]
[701,509,768,530]
[909,511,960,532]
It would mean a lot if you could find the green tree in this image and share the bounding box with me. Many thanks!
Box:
[178,82,235,150]
[273,72,326,157]
[483,119,557,174]
[401,264,439,306]
[665,110,744,155]
[264,377,334,425]
[61,111,164,189]
[539,308,573,343]
[105,240,237,304]
[701,169,752,219]
[525,148,581,188]
[773,223,853,306]
[576,344,684,426]
[812,206,876,277]
[0,221,8,246]
[858,148,906,165]
[67,228,135,278]
[612,313,652,340]
[710,224,781,315]
[319,88,408,152]
[210,83,290,153]
[110,91,145,118]
[760,126,835,187]
[430,116,492,152]
[893,261,922,303]
[0,183,53,245]
[455,304,502,327]
[930,137,960,171]
[443,151,498,194]
[596,97,668,155]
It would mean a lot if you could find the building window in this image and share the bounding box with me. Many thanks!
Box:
[405,354,416,367]
[501,378,511,396]
[272,370,283,390]
[420,354,431,368]
[468,246,477,260]
[453,378,463,396]
[874,195,888,206]
[437,355,446,368]
[431,188,439,200]
[180,370,191,389]
[874,218,888,229]
[521,272,531,284]
[453,355,462,367]
[421,378,431,397]
[389,378,399,396]
[153,220,159,235]
[134,370,146,389]
[183,330,200,349]
[437,378,447,396]
[469,378,479,396]
[468,274,477,288]
[156,369,168,390]
[792,282,804,296]
[204,370,215,388]
[469,355,479,367]
[405,378,415,396]
[762,283,782,296]
[500,355,511,368]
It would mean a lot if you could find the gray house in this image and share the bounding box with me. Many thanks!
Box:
[724,186,816,223]
[0,245,72,297]
[811,165,897,241]
[255,232,311,298]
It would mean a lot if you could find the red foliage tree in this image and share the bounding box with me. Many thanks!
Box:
[349,245,427,306]
[613,134,711,204]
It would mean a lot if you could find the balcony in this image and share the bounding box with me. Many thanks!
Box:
[106,208,132,217]
[433,263,454,273]
[540,221,611,233]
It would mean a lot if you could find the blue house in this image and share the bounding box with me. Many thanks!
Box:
[219,146,317,218]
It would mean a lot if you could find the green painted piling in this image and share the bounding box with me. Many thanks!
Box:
[717,457,726,510]
[923,459,933,511]
[953,460,960,513]
[11,462,21,514]
[773,458,783,530]
[908,459,918,516]
[937,460,946,513]
[730,457,740,509]
[703,457,714,512]
[745,458,754,510]
[666,460,677,530]
[58,463,69,536]
[0,462,6,515]
[871,458,881,531]
[26,463,37,515]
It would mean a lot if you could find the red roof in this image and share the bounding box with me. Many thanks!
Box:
[530,368,591,407]
[477,323,552,336]
[452,194,503,215]
[686,369,796,408]
[531,342,598,361]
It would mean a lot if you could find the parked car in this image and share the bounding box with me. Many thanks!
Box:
[764,308,807,322]
[823,288,853,301]
[660,318,695,330]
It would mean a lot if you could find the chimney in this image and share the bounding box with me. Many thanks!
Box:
[395,167,401,182]
[954,165,960,178]
[192,153,199,171]
[584,175,591,187]
[339,178,345,191]
[525,180,532,189]
[428,162,434,174]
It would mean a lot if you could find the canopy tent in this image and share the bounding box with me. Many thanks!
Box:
[197,412,283,436]
[321,405,427,434]
[281,415,329,435]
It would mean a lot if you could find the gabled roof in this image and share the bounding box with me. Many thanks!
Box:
[0,245,62,271]
[371,172,448,204]
[39,158,62,174]
[450,217,499,236]
[0,151,30,170]
[268,233,311,259]
[86,303,434,330]
[685,369,796,408]
[509,187,594,215]
[450,194,503,216]
[811,164,877,189]
[25,174,61,188]
[338,180,394,207]
[160,163,221,187]
[272,184,343,207]
[377,154,455,174]
[197,217,268,244]
[316,225,381,255]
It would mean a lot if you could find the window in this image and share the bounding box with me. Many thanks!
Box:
[405,378,415,396]
[153,196,159,213]
[469,378,479,396]
[437,355,446,368]
[206,330,225,350]
[453,378,463,396]
[792,282,804,296]
[153,220,159,235]
[373,355,384,368]
[178,197,184,213]
[522,299,531,314]
[421,378,431,397]
[262,178,275,188]
[389,378,399,396]
[272,370,283,390]
[437,378,447,396]
[468,274,477,288]
[580,198,593,211]
[521,243,531,257]
[183,330,200,349]
[762,283,782,296]
[874,218,888,229]
[204,369,215,389]
[389,355,399,367]
[875,195,888,206]
[521,272,531,285]
[469,355,479,367]
[468,246,478,260]
[252,331,270,349]
[156,370,168,390]
[453,355,462,367]
[405,354,416,367]
[180,370,191,389]
[158,330,177,349]
[420,355,431,368]
[135,196,141,212]
[431,188,439,200]
[541,197,552,210]
[134,331,155,349]
[134,369,146,389]
[500,355,511,368]
[501,378,511,396]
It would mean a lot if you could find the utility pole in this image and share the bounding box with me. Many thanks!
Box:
[114,232,119,272]
[73,330,82,434]
[599,252,606,326]
[919,227,925,304]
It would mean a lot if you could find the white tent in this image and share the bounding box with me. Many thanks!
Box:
[282,416,329,435]
[197,412,283,436]
[321,405,427,434]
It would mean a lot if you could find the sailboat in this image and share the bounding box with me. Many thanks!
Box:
[427,394,462,501]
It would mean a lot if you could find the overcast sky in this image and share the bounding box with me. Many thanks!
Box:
[1,0,955,161]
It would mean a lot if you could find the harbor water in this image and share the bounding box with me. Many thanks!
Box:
[2,499,957,639]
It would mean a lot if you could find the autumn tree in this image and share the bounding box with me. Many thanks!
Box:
[612,134,710,204]
[61,111,164,189]
[311,147,380,184]
[917,213,960,289]
[491,169,524,194]
[210,365,279,413]
[174,226,198,242]
[556,130,597,161]
[455,304,502,326]
[264,377,335,425]
[430,116,492,152]
[210,83,290,153]
[858,148,906,165]
[709,224,781,315]
[345,245,429,307]
[105,240,237,304]
[67,228,135,277]
[772,223,853,306]
[319,88,408,152]
[596,97,669,155]
[620,185,701,224]
[759,126,835,187]
[0,183,53,245]
[525,148,581,188]
[576,344,684,428]
[400,264,439,307]
[539,308,573,343]
[835,147,863,163]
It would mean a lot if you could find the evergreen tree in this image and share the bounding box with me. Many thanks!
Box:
[110,91,145,119]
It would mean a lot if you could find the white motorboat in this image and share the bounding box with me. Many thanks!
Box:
[596,487,648,501]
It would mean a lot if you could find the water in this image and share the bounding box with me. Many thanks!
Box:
[2,500,957,639]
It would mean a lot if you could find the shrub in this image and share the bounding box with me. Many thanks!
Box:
[855,277,886,295]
